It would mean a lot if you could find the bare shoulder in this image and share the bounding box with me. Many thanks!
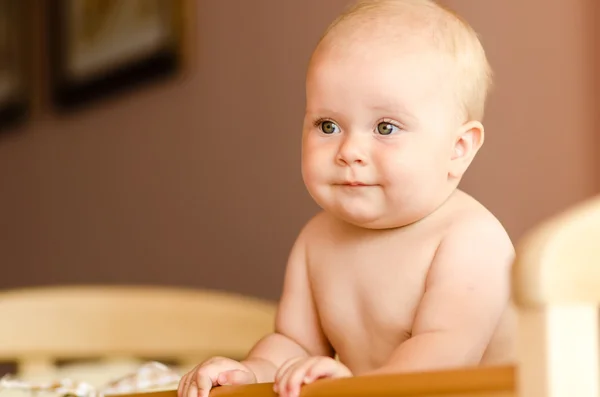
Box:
[280,211,332,278]
[441,190,514,261]
[427,190,514,284]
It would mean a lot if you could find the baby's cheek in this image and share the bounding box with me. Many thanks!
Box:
[376,153,413,182]
[379,159,431,203]
[302,150,329,180]
[301,163,327,201]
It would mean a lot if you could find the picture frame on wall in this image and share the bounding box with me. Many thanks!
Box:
[0,0,31,131]
[49,0,185,111]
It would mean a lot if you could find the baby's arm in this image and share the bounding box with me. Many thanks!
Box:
[242,226,334,382]
[179,224,331,397]
[367,216,514,374]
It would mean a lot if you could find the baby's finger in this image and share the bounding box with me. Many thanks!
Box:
[274,363,297,396]
[182,371,197,397]
[217,369,255,386]
[274,357,298,384]
[193,373,215,397]
[303,359,334,383]
[287,359,316,391]
[274,357,301,393]
[177,373,189,397]
[273,366,290,394]
[305,359,350,383]
[186,382,198,397]
[281,359,316,397]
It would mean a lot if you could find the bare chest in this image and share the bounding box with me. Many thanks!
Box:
[307,228,440,373]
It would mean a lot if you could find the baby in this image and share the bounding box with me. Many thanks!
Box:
[179,1,515,397]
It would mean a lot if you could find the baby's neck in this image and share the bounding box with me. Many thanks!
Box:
[334,187,460,233]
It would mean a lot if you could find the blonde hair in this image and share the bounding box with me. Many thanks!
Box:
[319,0,492,121]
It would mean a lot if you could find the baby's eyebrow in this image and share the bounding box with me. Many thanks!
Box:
[304,104,418,126]
[304,108,346,119]
[368,101,412,114]
[369,103,417,123]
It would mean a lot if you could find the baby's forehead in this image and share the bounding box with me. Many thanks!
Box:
[311,0,490,122]
[316,22,449,71]
[316,0,463,63]
[307,50,459,120]
[311,26,454,83]
[310,4,463,92]
[325,2,443,41]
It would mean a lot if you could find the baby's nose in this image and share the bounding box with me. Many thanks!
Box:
[335,135,367,166]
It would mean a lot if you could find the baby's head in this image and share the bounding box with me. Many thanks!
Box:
[301,0,492,229]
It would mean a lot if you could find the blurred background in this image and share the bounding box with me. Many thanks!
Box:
[0,0,599,386]
[0,0,598,307]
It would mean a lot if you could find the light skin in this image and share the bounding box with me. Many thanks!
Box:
[178,16,515,397]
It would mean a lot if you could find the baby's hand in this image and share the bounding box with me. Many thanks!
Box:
[273,356,352,397]
[178,356,256,397]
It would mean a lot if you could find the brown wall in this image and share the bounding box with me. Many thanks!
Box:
[447,0,599,238]
[0,1,597,301]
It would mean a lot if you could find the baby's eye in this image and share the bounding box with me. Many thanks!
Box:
[376,122,399,135]
[319,120,340,134]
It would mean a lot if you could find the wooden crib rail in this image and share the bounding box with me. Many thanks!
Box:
[110,365,515,397]
[512,194,600,308]
[511,193,600,397]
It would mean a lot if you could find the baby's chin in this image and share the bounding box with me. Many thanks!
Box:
[324,203,411,230]
[305,186,423,229]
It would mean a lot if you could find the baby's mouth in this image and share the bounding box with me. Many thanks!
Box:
[335,181,376,187]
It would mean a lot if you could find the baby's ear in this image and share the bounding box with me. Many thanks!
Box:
[448,120,484,179]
